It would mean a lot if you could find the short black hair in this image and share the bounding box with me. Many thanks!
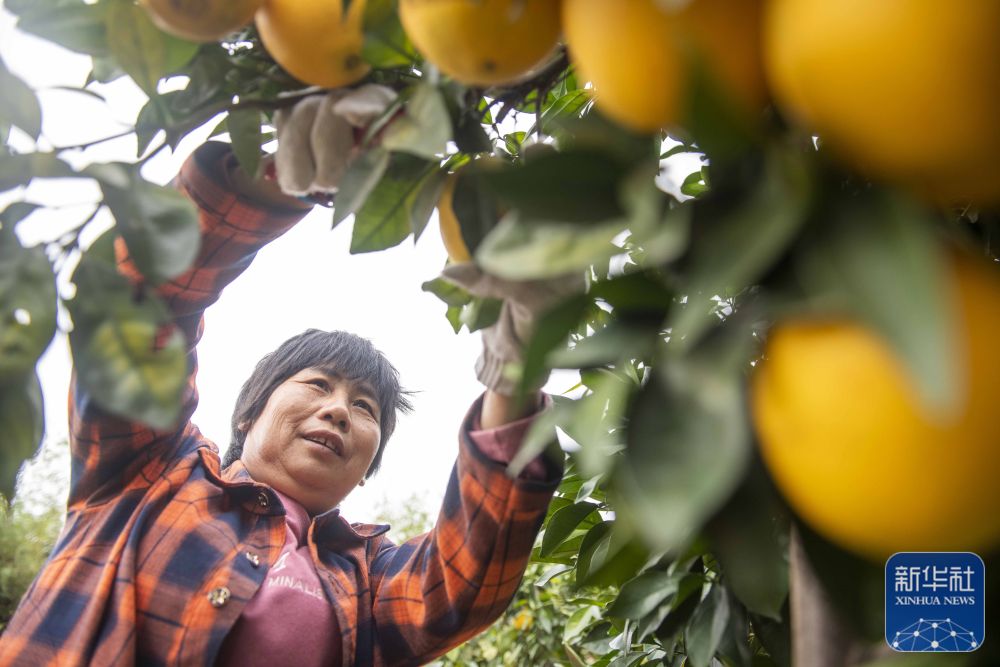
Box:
[222,329,414,477]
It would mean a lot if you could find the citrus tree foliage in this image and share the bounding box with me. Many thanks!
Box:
[0,501,63,634]
[3,1,1000,666]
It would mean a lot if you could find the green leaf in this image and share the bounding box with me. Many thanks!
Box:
[452,105,492,154]
[638,572,704,641]
[797,194,957,413]
[508,397,565,476]
[350,153,430,253]
[575,521,649,588]
[503,131,526,157]
[616,352,750,552]
[0,202,40,228]
[0,153,75,193]
[89,55,127,84]
[333,148,391,228]
[706,469,789,621]
[420,276,474,308]
[532,89,590,137]
[0,234,58,379]
[134,96,171,157]
[682,53,758,164]
[226,109,263,180]
[409,167,447,240]
[450,166,502,256]
[608,571,678,620]
[362,0,417,68]
[669,149,811,350]
[105,0,197,95]
[0,372,44,499]
[16,2,110,57]
[517,292,590,397]
[382,83,452,159]
[0,58,42,140]
[683,585,731,667]
[483,149,628,224]
[680,170,708,198]
[101,171,200,284]
[476,213,624,281]
[68,236,188,430]
[458,296,502,333]
[541,501,599,557]
[547,320,660,369]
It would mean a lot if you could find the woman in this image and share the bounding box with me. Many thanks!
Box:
[0,90,568,666]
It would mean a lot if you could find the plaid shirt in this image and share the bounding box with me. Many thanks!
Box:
[0,143,560,666]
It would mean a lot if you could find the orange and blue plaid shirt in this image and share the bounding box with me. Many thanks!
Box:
[0,143,560,666]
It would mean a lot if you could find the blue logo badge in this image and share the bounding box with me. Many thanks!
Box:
[885,552,985,652]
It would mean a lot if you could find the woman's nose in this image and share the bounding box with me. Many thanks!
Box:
[319,394,351,431]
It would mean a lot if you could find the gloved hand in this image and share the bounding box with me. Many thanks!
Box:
[273,84,398,197]
[440,263,585,396]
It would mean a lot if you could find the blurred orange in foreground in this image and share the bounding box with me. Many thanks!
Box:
[563,0,767,134]
[765,0,1000,205]
[751,253,1000,561]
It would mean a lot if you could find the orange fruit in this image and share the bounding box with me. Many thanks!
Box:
[765,0,1000,205]
[256,0,369,89]
[140,0,263,42]
[437,176,472,263]
[399,0,561,87]
[751,253,1000,560]
[562,0,766,134]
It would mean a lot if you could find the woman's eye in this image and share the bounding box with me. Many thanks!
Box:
[354,400,375,415]
[308,379,329,390]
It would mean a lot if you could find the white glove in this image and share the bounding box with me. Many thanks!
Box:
[440,263,586,395]
[274,84,398,197]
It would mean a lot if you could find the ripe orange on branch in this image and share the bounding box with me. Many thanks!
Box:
[399,0,561,87]
[765,0,1000,205]
[256,0,370,89]
[437,176,473,263]
[751,254,1000,561]
[140,0,264,42]
[562,0,767,134]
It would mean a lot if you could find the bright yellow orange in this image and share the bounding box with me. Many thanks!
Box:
[562,0,766,134]
[141,0,263,42]
[256,0,369,89]
[765,0,1000,205]
[437,176,472,263]
[751,254,1000,561]
[399,0,561,87]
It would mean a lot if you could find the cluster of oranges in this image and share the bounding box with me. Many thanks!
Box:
[139,0,1000,208]
[140,0,1000,562]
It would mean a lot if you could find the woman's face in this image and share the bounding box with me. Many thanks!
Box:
[240,367,382,514]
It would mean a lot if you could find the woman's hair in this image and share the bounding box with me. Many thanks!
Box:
[222,329,414,477]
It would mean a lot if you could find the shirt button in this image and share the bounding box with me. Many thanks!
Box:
[207,586,231,608]
[256,491,270,508]
[245,551,261,568]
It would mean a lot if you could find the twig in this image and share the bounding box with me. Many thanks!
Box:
[53,128,136,152]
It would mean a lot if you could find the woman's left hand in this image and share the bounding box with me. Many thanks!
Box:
[439,263,585,396]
